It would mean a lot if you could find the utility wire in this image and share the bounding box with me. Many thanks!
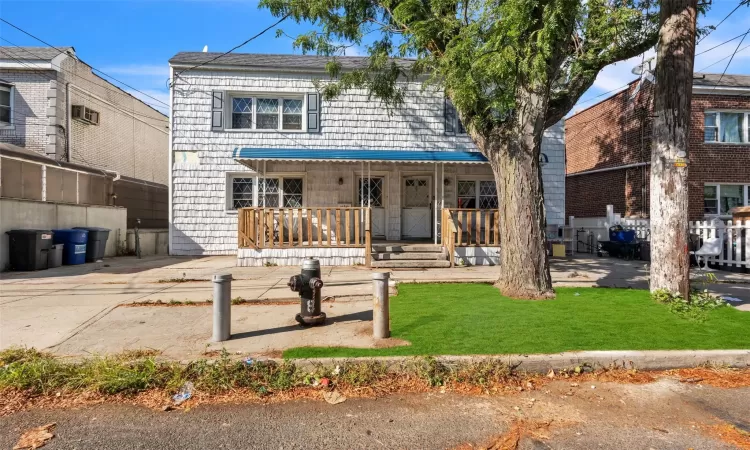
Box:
[171,13,290,85]
[697,42,750,71]
[3,56,170,126]
[0,18,170,108]
[712,25,750,89]
[696,0,748,45]
[0,37,169,118]
[695,30,749,56]
[0,42,170,123]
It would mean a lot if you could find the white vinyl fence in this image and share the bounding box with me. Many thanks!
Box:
[568,205,749,269]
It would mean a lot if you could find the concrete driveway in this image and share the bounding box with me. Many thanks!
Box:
[1,255,748,357]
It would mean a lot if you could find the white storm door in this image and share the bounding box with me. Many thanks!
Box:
[401,176,432,239]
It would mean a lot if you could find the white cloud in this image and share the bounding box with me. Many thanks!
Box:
[100,64,170,78]
[343,45,365,57]
[127,89,170,115]
[592,50,656,92]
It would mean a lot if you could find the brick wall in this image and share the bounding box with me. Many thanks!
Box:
[58,57,169,184]
[0,70,58,156]
[687,94,750,219]
[565,81,750,220]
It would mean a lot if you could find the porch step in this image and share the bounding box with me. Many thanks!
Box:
[371,244,443,253]
[373,252,447,261]
[371,260,452,269]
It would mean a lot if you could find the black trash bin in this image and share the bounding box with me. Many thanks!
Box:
[6,229,54,271]
[73,227,111,262]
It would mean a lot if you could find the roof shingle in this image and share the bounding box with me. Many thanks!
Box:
[0,46,74,62]
[169,52,413,71]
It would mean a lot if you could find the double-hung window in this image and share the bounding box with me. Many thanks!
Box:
[457,180,498,209]
[704,184,750,216]
[228,175,304,210]
[229,94,304,131]
[0,83,13,126]
[704,111,750,143]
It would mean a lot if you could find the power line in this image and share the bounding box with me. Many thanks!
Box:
[0,18,170,108]
[712,25,750,89]
[695,30,749,56]
[171,13,290,85]
[5,61,170,127]
[0,38,169,118]
[697,42,750,71]
[0,44,170,123]
[696,0,748,45]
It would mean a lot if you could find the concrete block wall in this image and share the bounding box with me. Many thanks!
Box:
[170,69,566,256]
[0,198,127,271]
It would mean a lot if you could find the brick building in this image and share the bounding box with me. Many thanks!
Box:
[565,73,750,220]
[0,46,168,227]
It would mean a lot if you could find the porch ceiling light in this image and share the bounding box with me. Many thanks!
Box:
[338,177,344,185]
[444,178,451,186]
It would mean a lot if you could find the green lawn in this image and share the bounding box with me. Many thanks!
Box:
[283,285,750,358]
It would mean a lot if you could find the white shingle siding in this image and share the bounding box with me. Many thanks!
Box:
[170,68,566,256]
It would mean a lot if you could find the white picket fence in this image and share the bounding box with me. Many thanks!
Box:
[690,220,750,269]
[568,208,749,269]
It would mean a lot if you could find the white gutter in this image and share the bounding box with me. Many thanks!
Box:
[566,162,650,177]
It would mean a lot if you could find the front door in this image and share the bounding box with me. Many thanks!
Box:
[401,176,432,239]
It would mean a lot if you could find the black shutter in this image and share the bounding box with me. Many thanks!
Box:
[444,98,456,135]
[211,91,224,131]
[306,92,320,132]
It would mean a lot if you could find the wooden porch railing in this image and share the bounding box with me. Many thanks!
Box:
[442,208,500,254]
[238,207,372,267]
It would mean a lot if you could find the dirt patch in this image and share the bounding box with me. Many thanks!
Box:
[668,367,750,388]
[453,420,562,450]
[704,423,750,450]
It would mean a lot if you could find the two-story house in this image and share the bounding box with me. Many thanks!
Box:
[565,72,750,221]
[0,46,169,228]
[168,52,566,267]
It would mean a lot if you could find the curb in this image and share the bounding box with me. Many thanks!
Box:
[288,350,750,373]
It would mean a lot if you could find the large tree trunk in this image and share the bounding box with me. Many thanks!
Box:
[483,88,554,299]
[649,0,697,298]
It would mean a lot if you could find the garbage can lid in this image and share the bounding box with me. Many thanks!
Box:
[7,229,53,235]
[73,227,111,232]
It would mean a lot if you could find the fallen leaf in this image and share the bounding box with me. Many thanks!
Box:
[547,369,556,379]
[14,423,56,450]
[323,390,347,405]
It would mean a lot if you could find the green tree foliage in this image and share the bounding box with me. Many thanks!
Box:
[260,0,661,298]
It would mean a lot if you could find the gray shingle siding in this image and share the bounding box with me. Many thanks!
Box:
[169,66,566,256]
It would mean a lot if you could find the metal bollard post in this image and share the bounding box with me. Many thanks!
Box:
[372,272,390,339]
[212,273,232,342]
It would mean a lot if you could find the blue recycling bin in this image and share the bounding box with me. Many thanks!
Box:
[52,229,89,265]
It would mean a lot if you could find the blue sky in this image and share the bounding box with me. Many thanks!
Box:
[1,0,749,116]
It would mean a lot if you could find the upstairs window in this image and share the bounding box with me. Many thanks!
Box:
[227,94,304,131]
[444,99,466,135]
[704,111,749,143]
[0,83,12,126]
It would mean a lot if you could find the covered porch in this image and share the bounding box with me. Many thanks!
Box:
[232,149,502,267]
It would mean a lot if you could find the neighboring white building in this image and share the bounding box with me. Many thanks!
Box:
[168,52,565,266]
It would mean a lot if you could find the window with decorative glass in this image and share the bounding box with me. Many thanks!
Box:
[703,184,749,216]
[228,95,304,131]
[457,180,498,209]
[231,177,254,209]
[704,111,749,143]
[228,175,304,209]
[359,178,384,207]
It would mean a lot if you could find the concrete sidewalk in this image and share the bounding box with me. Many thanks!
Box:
[1,255,748,357]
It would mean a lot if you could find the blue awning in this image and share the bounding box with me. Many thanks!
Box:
[232,148,488,164]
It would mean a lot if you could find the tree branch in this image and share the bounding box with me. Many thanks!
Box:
[545,32,657,128]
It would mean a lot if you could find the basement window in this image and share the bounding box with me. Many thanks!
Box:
[704,184,750,216]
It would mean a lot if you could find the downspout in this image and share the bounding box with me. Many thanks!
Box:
[65,82,71,162]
